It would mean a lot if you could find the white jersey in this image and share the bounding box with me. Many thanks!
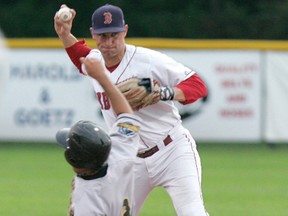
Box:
[84,45,195,150]
[70,113,141,216]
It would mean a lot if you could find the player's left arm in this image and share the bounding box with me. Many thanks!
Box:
[173,73,208,105]
[149,51,207,104]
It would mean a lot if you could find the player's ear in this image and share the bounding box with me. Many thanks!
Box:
[90,27,96,39]
[123,24,128,37]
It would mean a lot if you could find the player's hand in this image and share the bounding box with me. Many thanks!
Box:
[54,4,76,37]
[80,57,107,81]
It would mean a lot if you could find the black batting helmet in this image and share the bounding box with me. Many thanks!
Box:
[56,120,111,171]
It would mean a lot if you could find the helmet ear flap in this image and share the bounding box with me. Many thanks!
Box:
[64,148,107,171]
[64,148,84,168]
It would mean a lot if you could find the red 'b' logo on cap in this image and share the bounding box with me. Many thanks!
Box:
[103,12,112,24]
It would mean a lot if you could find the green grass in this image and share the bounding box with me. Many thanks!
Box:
[0,142,287,216]
[0,142,73,216]
[199,143,288,216]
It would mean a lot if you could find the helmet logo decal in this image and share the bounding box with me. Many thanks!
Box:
[103,12,112,24]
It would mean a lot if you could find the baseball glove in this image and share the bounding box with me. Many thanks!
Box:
[117,78,160,111]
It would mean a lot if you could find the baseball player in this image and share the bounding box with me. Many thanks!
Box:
[54,4,210,216]
[56,57,142,215]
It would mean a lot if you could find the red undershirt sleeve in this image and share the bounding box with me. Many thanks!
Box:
[176,73,208,105]
[65,40,92,74]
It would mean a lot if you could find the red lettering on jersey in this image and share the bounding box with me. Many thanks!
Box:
[96,92,103,108]
[102,93,110,109]
[103,12,112,24]
[96,92,111,110]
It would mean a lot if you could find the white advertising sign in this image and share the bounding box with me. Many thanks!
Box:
[0,49,105,141]
[0,35,10,108]
[0,49,262,141]
[161,50,262,141]
[265,51,288,142]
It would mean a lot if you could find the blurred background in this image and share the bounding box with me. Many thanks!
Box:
[1,0,288,39]
[0,1,288,216]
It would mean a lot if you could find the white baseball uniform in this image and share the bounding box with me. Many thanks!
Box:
[69,113,141,216]
[81,44,209,216]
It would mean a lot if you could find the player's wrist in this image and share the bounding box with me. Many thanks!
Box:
[160,87,175,101]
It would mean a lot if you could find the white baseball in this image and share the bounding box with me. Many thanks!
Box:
[57,7,72,21]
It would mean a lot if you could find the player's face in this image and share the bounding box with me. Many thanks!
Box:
[91,25,128,63]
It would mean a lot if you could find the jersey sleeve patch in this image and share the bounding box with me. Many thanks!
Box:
[117,122,139,136]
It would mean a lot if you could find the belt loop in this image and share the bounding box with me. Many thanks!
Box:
[163,135,172,146]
